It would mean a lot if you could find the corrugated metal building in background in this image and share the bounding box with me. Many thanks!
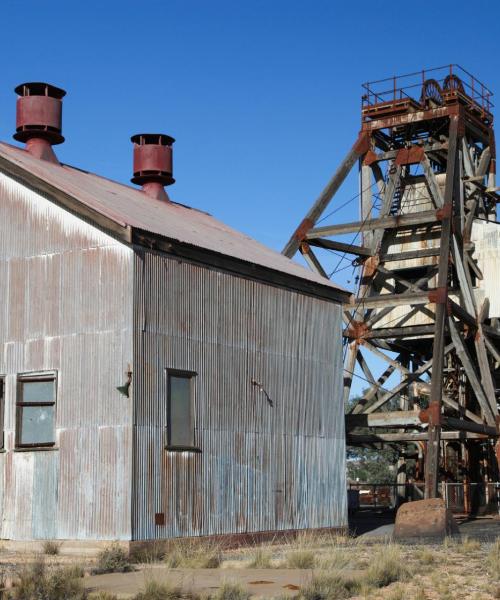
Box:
[0,82,350,546]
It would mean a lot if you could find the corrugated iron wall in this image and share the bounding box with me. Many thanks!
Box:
[132,250,347,540]
[0,173,134,540]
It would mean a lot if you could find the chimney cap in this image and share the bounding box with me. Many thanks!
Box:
[14,82,66,99]
[131,132,175,188]
[130,133,175,146]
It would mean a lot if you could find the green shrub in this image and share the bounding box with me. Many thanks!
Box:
[364,544,409,588]
[94,543,132,574]
[299,572,360,600]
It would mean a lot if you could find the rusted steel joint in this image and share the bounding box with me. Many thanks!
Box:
[436,204,452,220]
[362,256,380,280]
[344,320,370,341]
[419,404,441,426]
[299,241,311,255]
[353,131,371,155]
[428,287,448,304]
[395,145,425,166]
[363,150,378,166]
[293,218,314,242]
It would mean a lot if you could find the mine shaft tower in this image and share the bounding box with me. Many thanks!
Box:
[283,65,500,503]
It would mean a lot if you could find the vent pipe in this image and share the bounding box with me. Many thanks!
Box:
[13,82,66,164]
[131,133,175,202]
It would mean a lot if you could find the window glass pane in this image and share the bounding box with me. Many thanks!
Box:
[19,405,55,445]
[169,376,193,447]
[22,380,55,403]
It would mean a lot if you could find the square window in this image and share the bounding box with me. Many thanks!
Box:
[16,374,56,448]
[166,370,196,450]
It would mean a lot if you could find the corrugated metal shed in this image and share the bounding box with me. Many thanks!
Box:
[0,173,134,540]
[132,250,347,539]
[0,137,348,544]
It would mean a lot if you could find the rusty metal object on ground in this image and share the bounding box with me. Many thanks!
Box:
[393,498,459,540]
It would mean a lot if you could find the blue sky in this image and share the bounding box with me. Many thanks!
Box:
[2,0,499,394]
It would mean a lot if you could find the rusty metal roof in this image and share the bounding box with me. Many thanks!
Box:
[0,142,348,299]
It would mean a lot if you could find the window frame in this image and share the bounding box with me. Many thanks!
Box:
[165,368,199,452]
[15,371,57,450]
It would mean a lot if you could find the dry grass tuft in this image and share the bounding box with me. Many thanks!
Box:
[94,543,133,574]
[414,547,436,565]
[8,557,86,600]
[247,547,273,569]
[319,546,351,571]
[42,540,61,556]
[163,539,222,569]
[364,544,410,588]
[488,539,500,580]
[298,571,361,600]
[456,535,481,554]
[212,580,250,600]
[131,541,167,564]
[132,579,186,600]
[385,583,406,600]
[89,593,119,600]
[285,549,315,569]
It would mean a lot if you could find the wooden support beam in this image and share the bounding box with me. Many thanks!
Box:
[356,350,381,399]
[441,416,497,437]
[485,336,500,365]
[448,316,496,426]
[350,324,436,339]
[344,290,435,309]
[307,209,441,238]
[364,343,454,414]
[442,395,484,425]
[282,132,370,257]
[425,116,458,500]
[361,340,409,375]
[346,411,424,430]
[307,238,373,257]
[379,248,440,262]
[421,154,444,208]
[366,142,448,163]
[370,166,402,252]
[349,364,396,414]
[347,431,492,444]
[299,242,329,278]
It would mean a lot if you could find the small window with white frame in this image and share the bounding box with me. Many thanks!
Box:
[16,372,57,449]
[165,369,198,451]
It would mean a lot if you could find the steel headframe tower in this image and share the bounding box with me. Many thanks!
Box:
[283,65,500,502]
